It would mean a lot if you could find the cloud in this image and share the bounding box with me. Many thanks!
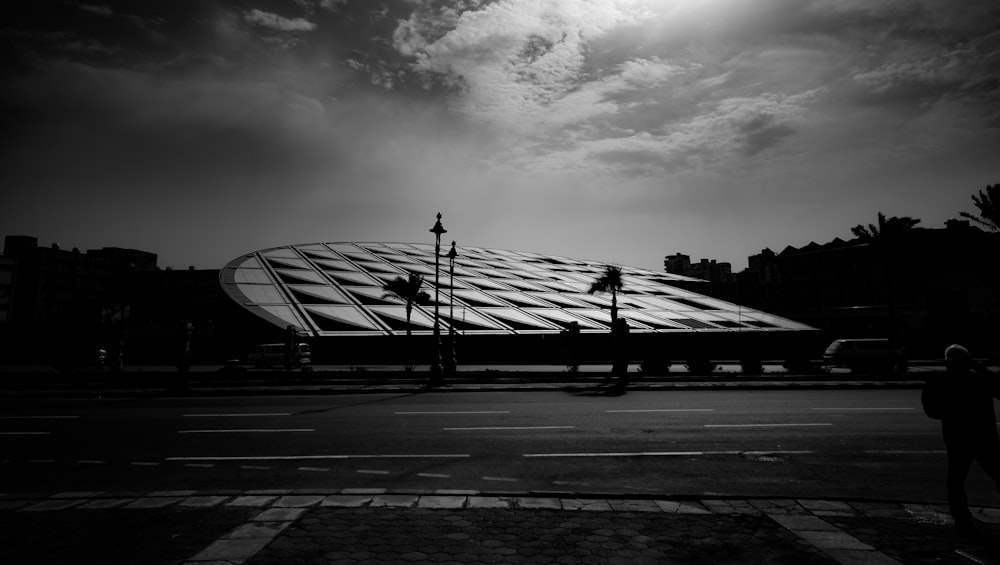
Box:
[79,4,113,17]
[394,0,649,129]
[243,9,317,33]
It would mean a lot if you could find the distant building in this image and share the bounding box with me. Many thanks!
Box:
[725,221,1000,357]
[663,253,735,284]
[0,235,277,366]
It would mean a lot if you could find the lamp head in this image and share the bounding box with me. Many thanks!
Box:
[429,212,448,235]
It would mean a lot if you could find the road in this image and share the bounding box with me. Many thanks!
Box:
[2,389,997,505]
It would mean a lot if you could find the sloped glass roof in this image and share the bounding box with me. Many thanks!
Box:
[220,242,813,337]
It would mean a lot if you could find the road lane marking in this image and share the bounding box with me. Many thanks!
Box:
[241,465,272,470]
[606,409,715,413]
[864,450,947,455]
[395,411,510,415]
[0,432,50,435]
[704,423,832,428]
[812,407,914,411]
[185,463,214,468]
[131,462,159,466]
[357,469,391,475]
[166,454,470,461]
[79,460,106,464]
[183,413,291,417]
[177,429,314,433]
[418,473,452,478]
[524,450,814,458]
[0,416,78,419]
[444,426,575,431]
[483,476,519,482]
[299,467,330,472]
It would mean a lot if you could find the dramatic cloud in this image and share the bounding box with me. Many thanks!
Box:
[1,0,997,272]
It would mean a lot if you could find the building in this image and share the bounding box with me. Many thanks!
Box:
[732,221,1000,357]
[221,242,818,364]
[664,253,735,284]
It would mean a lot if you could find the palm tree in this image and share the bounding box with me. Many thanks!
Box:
[850,212,921,366]
[960,183,1000,233]
[850,212,922,241]
[588,265,625,325]
[381,273,430,337]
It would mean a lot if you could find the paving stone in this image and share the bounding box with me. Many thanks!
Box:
[148,490,197,497]
[21,499,84,511]
[253,508,307,522]
[607,499,661,512]
[467,497,511,509]
[224,521,292,539]
[227,495,277,507]
[795,530,874,550]
[771,514,841,532]
[51,491,104,498]
[371,494,420,507]
[823,549,903,565]
[189,537,272,561]
[180,496,229,508]
[321,495,373,507]
[516,497,561,509]
[274,495,324,508]
[124,497,184,509]
[800,499,853,512]
[79,498,135,509]
[563,499,612,512]
[418,496,467,509]
[674,502,711,514]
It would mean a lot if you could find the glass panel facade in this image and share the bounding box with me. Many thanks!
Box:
[222,243,814,337]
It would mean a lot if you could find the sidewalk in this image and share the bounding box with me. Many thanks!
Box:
[3,489,999,564]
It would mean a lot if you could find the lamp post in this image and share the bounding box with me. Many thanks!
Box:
[445,241,458,374]
[429,213,447,384]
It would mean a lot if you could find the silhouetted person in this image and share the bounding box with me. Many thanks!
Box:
[561,321,580,372]
[938,344,1000,541]
[609,319,630,391]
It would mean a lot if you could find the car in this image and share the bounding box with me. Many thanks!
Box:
[823,338,906,374]
[247,342,312,369]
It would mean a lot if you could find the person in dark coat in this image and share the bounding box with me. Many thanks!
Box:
[939,344,1000,540]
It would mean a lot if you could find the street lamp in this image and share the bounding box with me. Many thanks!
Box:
[445,241,458,374]
[429,213,447,384]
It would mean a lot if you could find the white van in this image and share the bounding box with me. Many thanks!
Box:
[823,338,906,373]
[248,343,312,369]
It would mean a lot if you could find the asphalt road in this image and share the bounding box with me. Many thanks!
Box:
[2,389,997,506]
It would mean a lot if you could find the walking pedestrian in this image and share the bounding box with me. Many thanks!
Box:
[935,344,1000,541]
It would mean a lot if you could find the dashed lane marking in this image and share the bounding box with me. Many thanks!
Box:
[418,473,452,478]
[241,465,272,470]
[0,416,79,419]
[444,426,575,431]
[182,413,291,417]
[606,409,715,413]
[524,450,814,458]
[357,470,391,475]
[395,411,510,415]
[166,454,470,461]
[482,476,520,482]
[298,467,330,472]
[130,462,159,466]
[704,423,832,428]
[177,429,314,434]
[811,407,915,411]
[78,460,106,464]
[185,463,215,468]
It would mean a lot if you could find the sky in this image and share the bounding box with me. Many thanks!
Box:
[2,0,998,272]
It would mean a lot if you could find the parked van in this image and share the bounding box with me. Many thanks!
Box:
[823,338,906,373]
[248,343,312,369]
